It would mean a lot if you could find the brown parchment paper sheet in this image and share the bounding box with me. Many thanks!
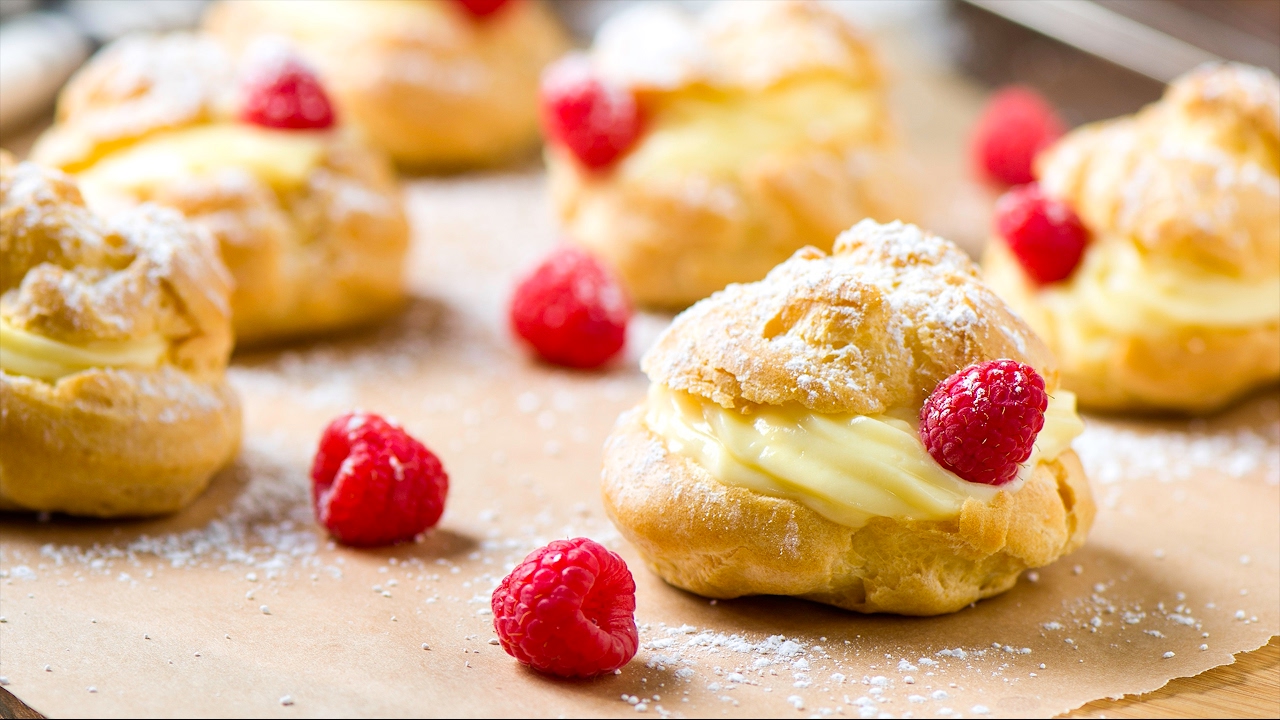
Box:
[2,10,1278,718]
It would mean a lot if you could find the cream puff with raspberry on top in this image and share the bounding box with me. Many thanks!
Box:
[203,0,570,169]
[542,0,912,308]
[0,153,241,517]
[31,33,409,346]
[602,220,1094,616]
[983,63,1280,413]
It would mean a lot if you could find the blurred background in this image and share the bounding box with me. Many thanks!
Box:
[2,0,1277,143]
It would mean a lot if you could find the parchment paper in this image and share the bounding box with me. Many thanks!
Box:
[2,7,1277,716]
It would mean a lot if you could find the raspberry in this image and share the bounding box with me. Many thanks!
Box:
[994,182,1090,284]
[455,0,512,18]
[919,360,1048,486]
[240,53,335,130]
[971,86,1065,185]
[510,245,630,369]
[310,412,448,546]
[491,538,638,678]
[540,55,642,170]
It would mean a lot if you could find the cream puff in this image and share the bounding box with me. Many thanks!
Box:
[983,63,1280,413]
[0,153,241,517]
[602,220,1094,616]
[30,33,409,346]
[542,0,911,308]
[203,0,570,169]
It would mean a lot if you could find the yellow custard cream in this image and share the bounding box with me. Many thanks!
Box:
[620,78,882,181]
[1042,240,1280,333]
[645,384,1083,528]
[0,318,167,381]
[77,124,326,194]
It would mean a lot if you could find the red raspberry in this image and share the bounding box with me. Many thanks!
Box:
[919,360,1049,487]
[491,538,638,678]
[310,412,448,546]
[971,86,1065,185]
[510,245,630,369]
[995,182,1090,284]
[540,55,642,170]
[240,53,335,130]
[455,0,512,18]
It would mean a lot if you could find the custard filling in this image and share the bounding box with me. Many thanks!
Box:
[620,77,884,182]
[1041,240,1280,334]
[644,384,1083,528]
[76,124,326,195]
[0,318,167,381]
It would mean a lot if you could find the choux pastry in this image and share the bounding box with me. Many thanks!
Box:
[544,0,912,308]
[0,153,241,517]
[983,63,1280,413]
[203,0,570,169]
[31,33,410,346]
[602,220,1095,615]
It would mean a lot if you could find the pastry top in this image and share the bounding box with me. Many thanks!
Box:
[0,153,233,378]
[32,33,234,173]
[643,220,1055,415]
[1037,62,1280,278]
[593,0,878,92]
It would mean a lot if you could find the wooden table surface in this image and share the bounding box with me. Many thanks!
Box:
[1,637,1275,718]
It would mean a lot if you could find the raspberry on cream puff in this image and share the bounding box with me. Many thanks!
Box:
[543,1,912,308]
[31,33,410,347]
[602,220,1094,616]
[0,153,241,517]
[983,63,1280,413]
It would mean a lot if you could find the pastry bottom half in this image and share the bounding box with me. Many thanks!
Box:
[601,407,1095,616]
[549,147,908,309]
[984,243,1280,414]
[0,367,242,517]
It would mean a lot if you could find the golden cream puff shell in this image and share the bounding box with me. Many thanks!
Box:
[602,220,1094,614]
[549,1,906,308]
[203,0,570,169]
[30,33,411,346]
[602,407,1094,616]
[984,63,1280,412]
[0,155,240,517]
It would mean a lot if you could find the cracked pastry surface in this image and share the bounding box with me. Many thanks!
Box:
[548,0,911,308]
[983,63,1280,413]
[203,0,570,169]
[31,33,410,346]
[0,153,241,517]
[602,220,1094,615]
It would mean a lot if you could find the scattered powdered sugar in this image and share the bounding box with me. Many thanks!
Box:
[32,434,322,576]
[1074,410,1280,486]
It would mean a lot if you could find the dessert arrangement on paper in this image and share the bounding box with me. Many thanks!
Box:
[1,1,1276,718]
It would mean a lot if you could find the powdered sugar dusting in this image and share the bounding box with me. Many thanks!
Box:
[1075,401,1280,488]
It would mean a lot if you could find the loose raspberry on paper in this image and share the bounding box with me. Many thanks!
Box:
[491,537,639,678]
[311,412,448,546]
[995,182,1090,284]
[540,55,643,169]
[510,245,630,369]
[920,360,1049,486]
[971,86,1065,185]
[240,51,335,130]
[456,0,512,18]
